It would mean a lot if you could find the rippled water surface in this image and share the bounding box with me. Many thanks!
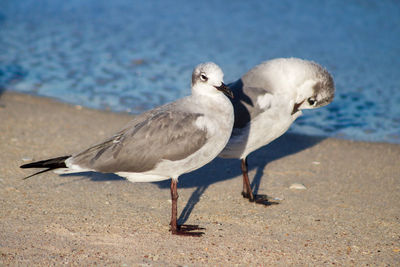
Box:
[1,0,400,143]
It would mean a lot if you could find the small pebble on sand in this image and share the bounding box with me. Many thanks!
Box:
[289,183,307,190]
[21,156,33,162]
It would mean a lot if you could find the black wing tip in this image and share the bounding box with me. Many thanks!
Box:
[20,155,71,169]
[22,168,52,180]
[20,155,72,180]
[20,162,36,169]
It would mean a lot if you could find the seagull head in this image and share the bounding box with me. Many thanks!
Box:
[290,59,335,114]
[191,62,233,99]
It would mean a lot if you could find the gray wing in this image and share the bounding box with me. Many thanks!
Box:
[228,79,273,129]
[71,110,208,173]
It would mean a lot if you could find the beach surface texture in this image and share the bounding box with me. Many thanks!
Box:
[1,92,399,265]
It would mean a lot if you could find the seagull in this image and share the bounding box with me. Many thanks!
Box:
[219,58,335,203]
[20,62,234,236]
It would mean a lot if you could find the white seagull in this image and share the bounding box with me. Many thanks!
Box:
[21,62,234,236]
[219,58,335,202]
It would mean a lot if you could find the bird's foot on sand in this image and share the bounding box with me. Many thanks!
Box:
[170,224,205,237]
[242,192,280,206]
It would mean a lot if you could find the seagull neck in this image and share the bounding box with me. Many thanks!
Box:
[190,91,233,115]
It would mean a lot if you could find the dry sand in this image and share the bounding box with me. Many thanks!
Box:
[1,91,399,266]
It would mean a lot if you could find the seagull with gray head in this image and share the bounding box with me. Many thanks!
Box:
[219,58,335,203]
[20,62,234,236]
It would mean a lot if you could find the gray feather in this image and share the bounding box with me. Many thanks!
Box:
[71,108,208,173]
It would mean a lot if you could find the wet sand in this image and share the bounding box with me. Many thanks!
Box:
[1,91,399,265]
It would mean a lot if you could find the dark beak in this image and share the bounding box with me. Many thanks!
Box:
[215,82,234,99]
[291,99,305,115]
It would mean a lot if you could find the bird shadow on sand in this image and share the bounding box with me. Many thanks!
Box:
[59,133,324,225]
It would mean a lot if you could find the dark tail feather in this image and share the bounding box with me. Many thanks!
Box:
[22,168,58,180]
[20,155,71,179]
[20,155,70,169]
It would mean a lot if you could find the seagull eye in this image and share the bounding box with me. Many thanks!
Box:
[200,74,208,82]
[308,98,316,106]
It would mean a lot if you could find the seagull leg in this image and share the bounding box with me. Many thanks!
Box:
[170,179,204,236]
[241,157,255,202]
[170,179,179,232]
[240,158,281,206]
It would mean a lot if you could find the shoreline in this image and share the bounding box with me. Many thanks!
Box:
[1,91,399,265]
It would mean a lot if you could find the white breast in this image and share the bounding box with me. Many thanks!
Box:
[220,95,301,159]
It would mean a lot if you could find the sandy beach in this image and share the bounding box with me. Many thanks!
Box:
[1,91,399,265]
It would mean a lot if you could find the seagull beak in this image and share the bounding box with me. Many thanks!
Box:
[215,82,234,99]
[291,99,306,115]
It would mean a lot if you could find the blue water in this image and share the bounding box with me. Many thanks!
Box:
[1,0,400,143]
